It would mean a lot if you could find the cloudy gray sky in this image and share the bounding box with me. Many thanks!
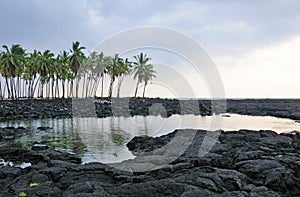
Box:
[1,0,300,98]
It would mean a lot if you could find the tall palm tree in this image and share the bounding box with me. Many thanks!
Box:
[83,51,101,97]
[80,57,90,97]
[48,55,59,98]
[107,54,122,98]
[83,51,96,97]
[100,55,112,97]
[116,58,131,98]
[88,52,111,97]
[1,44,26,99]
[37,50,54,98]
[132,52,151,97]
[0,51,4,99]
[70,41,86,97]
[142,64,156,98]
[25,50,40,98]
[58,51,70,98]
[53,55,64,98]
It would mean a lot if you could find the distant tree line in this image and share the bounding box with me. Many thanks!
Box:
[0,41,156,99]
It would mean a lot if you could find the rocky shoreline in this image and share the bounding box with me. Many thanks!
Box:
[1,98,300,121]
[1,98,300,196]
[0,129,299,196]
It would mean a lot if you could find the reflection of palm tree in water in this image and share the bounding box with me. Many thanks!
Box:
[69,119,85,156]
[100,118,104,131]
[134,116,150,136]
[109,117,120,157]
[74,117,107,162]
[143,116,149,135]
[109,117,129,151]
[56,119,85,156]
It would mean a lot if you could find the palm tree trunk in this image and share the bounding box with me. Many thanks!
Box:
[82,74,86,98]
[76,78,79,98]
[48,82,51,98]
[62,80,65,98]
[69,80,73,97]
[37,82,40,98]
[40,82,44,98]
[134,80,139,97]
[56,77,59,98]
[17,77,20,98]
[117,77,123,98]
[28,79,31,99]
[23,79,25,98]
[101,77,104,97]
[45,83,48,98]
[94,78,101,97]
[88,78,96,97]
[108,77,115,98]
[9,77,13,99]
[32,76,40,98]
[117,81,121,98]
[66,81,69,98]
[46,82,49,98]
[18,77,21,98]
[51,77,55,98]
[89,79,95,97]
[86,78,90,98]
[5,76,10,99]
[0,81,2,99]
[10,77,16,99]
[3,82,7,98]
[85,76,90,97]
[142,82,147,98]
[13,78,17,99]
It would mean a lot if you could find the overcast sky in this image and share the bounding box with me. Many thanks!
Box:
[1,0,300,98]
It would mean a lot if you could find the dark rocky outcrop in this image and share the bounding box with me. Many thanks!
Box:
[1,98,300,195]
[0,126,31,140]
[0,129,299,196]
[0,98,72,121]
[226,99,300,121]
[1,98,300,121]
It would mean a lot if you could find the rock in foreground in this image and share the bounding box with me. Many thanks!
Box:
[0,129,299,196]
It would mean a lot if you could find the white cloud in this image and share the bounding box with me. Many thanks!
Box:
[214,34,300,98]
[146,1,209,26]
[88,7,104,25]
[2,0,300,97]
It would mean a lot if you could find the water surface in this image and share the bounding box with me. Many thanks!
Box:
[1,114,300,163]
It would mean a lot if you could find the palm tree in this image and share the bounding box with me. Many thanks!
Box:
[116,58,131,98]
[84,53,102,98]
[58,51,70,98]
[79,58,88,97]
[70,41,86,97]
[25,50,40,98]
[132,52,151,97]
[82,52,95,97]
[142,64,156,98]
[88,52,111,97]
[1,44,26,99]
[107,54,122,98]
[48,55,59,98]
[0,41,157,100]
[37,50,54,98]
[0,51,4,99]
[52,55,65,98]
[100,55,112,97]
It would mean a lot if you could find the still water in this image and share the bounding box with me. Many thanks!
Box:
[1,114,300,164]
